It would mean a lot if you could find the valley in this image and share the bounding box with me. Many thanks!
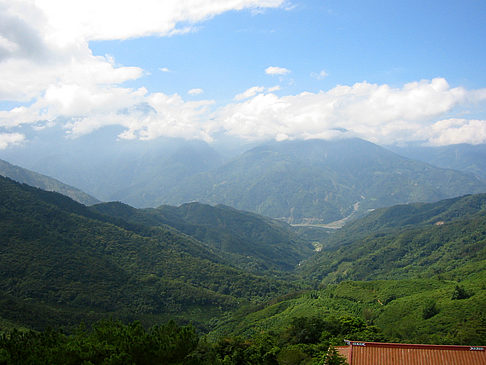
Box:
[0,140,485,363]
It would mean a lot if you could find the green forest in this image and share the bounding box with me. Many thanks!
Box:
[0,176,485,364]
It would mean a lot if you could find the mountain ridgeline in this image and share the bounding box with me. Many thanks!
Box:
[160,138,486,224]
[390,143,486,181]
[299,193,486,284]
[0,176,305,331]
[1,138,486,352]
[0,158,99,206]
[90,201,314,272]
[3,136,486,224]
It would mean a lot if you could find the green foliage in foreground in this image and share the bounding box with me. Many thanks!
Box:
[0,318,352,365]
[210,275,486,346]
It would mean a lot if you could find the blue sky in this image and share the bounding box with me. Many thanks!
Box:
[90,0,486,97]
[0,0,485,148]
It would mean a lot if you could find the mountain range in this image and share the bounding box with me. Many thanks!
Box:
[160,138,486,223]
[390,143,486,181]
[1,165,485,346]
[3,135,486,224]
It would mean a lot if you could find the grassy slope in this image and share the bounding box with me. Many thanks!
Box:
[210,269,486,345]
[209,194,486,345]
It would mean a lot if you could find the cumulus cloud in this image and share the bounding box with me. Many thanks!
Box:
[265,66,290,75]
[215,78,486,145]
[311,69,328,80]
[0,1,485,148]
[35,0,285,44]
[188,88,204,95]
[0,132,25,149]
[234,86,265,100]
[424,119,486,146]
[0,0,284,140]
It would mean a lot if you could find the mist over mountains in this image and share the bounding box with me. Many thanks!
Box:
[1,135,486,350]
[1,130,485,224]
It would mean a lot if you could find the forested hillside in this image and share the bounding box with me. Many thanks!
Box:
[1,177,486,363]
[91,201,314,272]
[300,193,486,283]
[209,194,486,347]
[160,138,486,223]
[0,176,298,331]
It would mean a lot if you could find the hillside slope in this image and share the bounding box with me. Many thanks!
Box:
[210,195,486,345]
[91,202,314,272]
[0,176,296,331]
[391,143,486,181]
[161,138,486,223]
[300,194,486,283]
[0,158,99,205]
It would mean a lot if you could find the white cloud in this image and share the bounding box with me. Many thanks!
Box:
[423,119,486,146]
[311,69,328,80]
[234,86,265,100]
[115,93,215,142]
[215,78,486,145]
[265,66,290,75]
[188,88,204,95]
[0,0,285,141]
[0,132,25,149]
[159,67,170,72]
[35,0,285,44]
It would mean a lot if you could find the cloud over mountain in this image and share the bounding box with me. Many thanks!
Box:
[0,0,485,147]
[216,78,486,145]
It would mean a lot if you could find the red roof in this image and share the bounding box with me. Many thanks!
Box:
[336,341,486,365]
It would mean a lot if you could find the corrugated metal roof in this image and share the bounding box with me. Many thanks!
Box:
[336,341,486,365]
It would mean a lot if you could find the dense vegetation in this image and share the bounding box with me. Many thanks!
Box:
[0,176,300,332]
[300,194,486,283]
[160,138,486,224]
[211,276,486,346]
[91,201,314,273]
[1,172,486,363]
[0,318,356,364]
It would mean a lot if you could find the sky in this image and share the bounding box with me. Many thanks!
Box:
[1,0,486,151]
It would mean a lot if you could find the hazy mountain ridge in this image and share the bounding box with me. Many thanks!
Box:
[0,130,225,207]
[391,143,486,181]
[2,136,485,223]
[160,138,486,223]
[0,158,99,206]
